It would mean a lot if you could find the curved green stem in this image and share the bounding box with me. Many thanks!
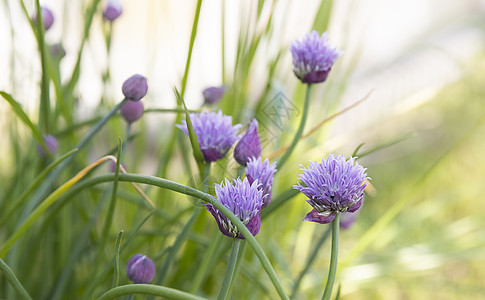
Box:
[321,213,340,300]
[98,284,207,300]
[0,258,32,300]
[277,84,312,171]
[218,238,242,300]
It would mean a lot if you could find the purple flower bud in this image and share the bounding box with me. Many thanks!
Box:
[36,135,58,157]
[294,155,369,224]
[176,111,241,162]
[204,178,264,239]
[234,119,262,166]
[103,0,122,22]
[291,31,342,84]
[246,157,277,208]
[126,254,156,284]
[120,100,144,123]
[202,86,227,105]
[340,212,359,230]
[50,43,66,60]
[32,6,54,31]
[122,74,148,101]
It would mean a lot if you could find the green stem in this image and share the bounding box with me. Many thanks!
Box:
[34,0,50,134]
[181,0,203,97]
[38,172,289,299]
[189,235,224,293]
[290,226,332,299]
[0,258,32,300]
[277,84,312,171]
[112,230,124,287]
[321,213,340,300]
[218,239,242,300]
[221,0,225,83]
[98,284,207,300]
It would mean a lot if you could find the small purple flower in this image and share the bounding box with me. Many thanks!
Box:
[246,157,277,208]
[122,74,148,101]
[33,6,55,31]
[126,254,156,284]
[176,110,241,162]
[291,31,342,84]
[37,135,58,157]
[234,119,262,166]
[204,178,264,239]
[120,99,144,123]
[294,155,369,224]
[103,0,123,22]
[202,86,227,105]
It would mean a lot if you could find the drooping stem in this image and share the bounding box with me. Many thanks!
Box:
[321,213,340,300]
[218,238,242,300]
[277,84,312,171]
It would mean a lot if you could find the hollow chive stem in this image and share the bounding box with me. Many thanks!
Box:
[277,84,312,171]
[321,213,340,300]
[218,238,242,300]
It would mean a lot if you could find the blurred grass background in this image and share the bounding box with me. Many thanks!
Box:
[1,0,485,299]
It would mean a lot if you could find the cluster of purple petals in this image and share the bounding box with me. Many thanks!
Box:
[205,178,263,239]
[290,30,342,84]
[245,157,277,208]
[126,254,156,284]
[177,111,241,162]
[294,154,369,224]
[234,119,262,166]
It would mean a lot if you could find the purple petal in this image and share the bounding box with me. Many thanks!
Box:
[303,209,336,224]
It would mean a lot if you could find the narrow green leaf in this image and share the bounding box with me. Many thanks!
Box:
[0,258,32,300]
[0,91,48,153]
[312,0,334,32]
[112,230,124,288]
[173,87,205,173]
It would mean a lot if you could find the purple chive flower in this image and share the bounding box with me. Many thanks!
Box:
[36,135,59,157]
[176,110,241,162]
[103,0,123,22]
[294,155,369,224]
[122,74,148,101]
[291,30,342,84]
[203,86,227,105]
[234,119,262,166]
[246,157,277,208]
[33,6,55,31]
[126,254,156,284]
[204,178,264,239]
[120,100,144,123]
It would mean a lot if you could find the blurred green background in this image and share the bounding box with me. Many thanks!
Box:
[1,0,485,299]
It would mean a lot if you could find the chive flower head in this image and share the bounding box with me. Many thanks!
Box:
[294,155,369,224]
[204,178,264,239]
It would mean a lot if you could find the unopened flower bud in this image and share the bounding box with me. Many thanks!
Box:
[202,86,226,105]
[234,119,261,166]
[120,100,144,123]
[33,6,54,31]
[126,254,156,284]
[122,74,148,101]
[103,0,122,22]
[37,135,58,157]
